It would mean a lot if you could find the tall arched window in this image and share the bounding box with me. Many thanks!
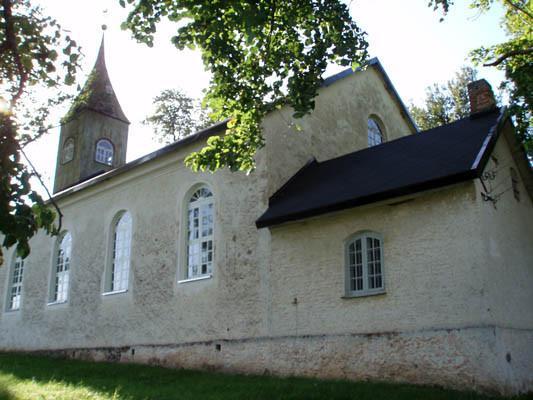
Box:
[186,186,214,279]
[107,211,132,292]
[6,256,24,311]
[345,232,385,297]
[95,139,114,166]
[50,232,71,303]
[62,138,75,164]
[367,118,384,147]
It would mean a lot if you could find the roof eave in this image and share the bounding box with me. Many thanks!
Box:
[256,108,510,229]
[256,169,479,229]
[51,120,228,201]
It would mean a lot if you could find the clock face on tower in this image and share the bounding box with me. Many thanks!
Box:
[62,138,75,164]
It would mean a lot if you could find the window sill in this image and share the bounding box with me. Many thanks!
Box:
[47,300,68,307]
[102,289,128,297]
[4,308,20,314]
[342,290,386,299]
[178,274,212,284]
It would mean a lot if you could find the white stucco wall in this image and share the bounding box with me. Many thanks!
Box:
[265,183,485,337]
[473,125,533,392]
[0,139,269,349]
[0,68,531,395]
[475,124,533,329]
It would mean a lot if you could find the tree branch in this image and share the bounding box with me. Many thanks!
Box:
[504,0,533,21]
[483,47,533,66]
[18,145,63,233]
[265,0,277,62]
[19,124,62,148]
[2,0,28,107]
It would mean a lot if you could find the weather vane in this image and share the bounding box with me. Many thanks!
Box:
[101,9,108,33]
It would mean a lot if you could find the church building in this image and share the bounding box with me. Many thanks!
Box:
[1,40,532,395]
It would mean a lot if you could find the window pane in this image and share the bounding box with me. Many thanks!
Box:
[8,257,24,310]
[346,234,384,294]
[349,239,364,292]
[367,237,383,290]
[54,233,71,302]
[95,139,114,166]
[187,187,214,279]
[368,118,383,147]
[111,212,132,291]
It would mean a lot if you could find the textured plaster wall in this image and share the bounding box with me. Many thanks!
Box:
[266,183,486,337]
[262,66,415,197]
[1,137,269,350]
[474,126,533,392]
[1,68,531,395]
[476,126,533,329]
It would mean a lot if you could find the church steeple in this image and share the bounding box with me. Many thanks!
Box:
[63,37,129,124]
[54,35,130,193]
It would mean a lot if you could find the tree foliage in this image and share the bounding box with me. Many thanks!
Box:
[0,0,81,261]
[143,88,210,145]
[120,0,368,172]
[429,0,532,156]
[409,66,478,130]
[1,0,367,259]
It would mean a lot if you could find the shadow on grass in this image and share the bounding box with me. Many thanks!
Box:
[0,384,16,400]
[0,352,529,400]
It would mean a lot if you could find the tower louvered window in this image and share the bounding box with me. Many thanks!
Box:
[62,138,75,164]
[95,139,114,166]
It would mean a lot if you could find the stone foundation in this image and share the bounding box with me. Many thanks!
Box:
[10,325,532,396]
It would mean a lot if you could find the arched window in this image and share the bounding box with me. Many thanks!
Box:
[62,138,75,164]
[50,232,71,303]
[95,139,114,166]
[345,232,385,297]
[186,186,214,279]
[367,118,384,147]
[6,256,24,311]
[106,211,132,293]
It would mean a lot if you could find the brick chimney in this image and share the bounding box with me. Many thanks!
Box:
[467,79,497,116]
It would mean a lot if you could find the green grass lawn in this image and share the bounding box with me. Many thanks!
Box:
[0,352,530,400]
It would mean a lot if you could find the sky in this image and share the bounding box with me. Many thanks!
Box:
[26,0,508,194]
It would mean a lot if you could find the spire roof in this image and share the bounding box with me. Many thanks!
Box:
[63,36,129,124]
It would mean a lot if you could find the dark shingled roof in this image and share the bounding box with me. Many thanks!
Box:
[64,37,129,124]
[256,108,506,228]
